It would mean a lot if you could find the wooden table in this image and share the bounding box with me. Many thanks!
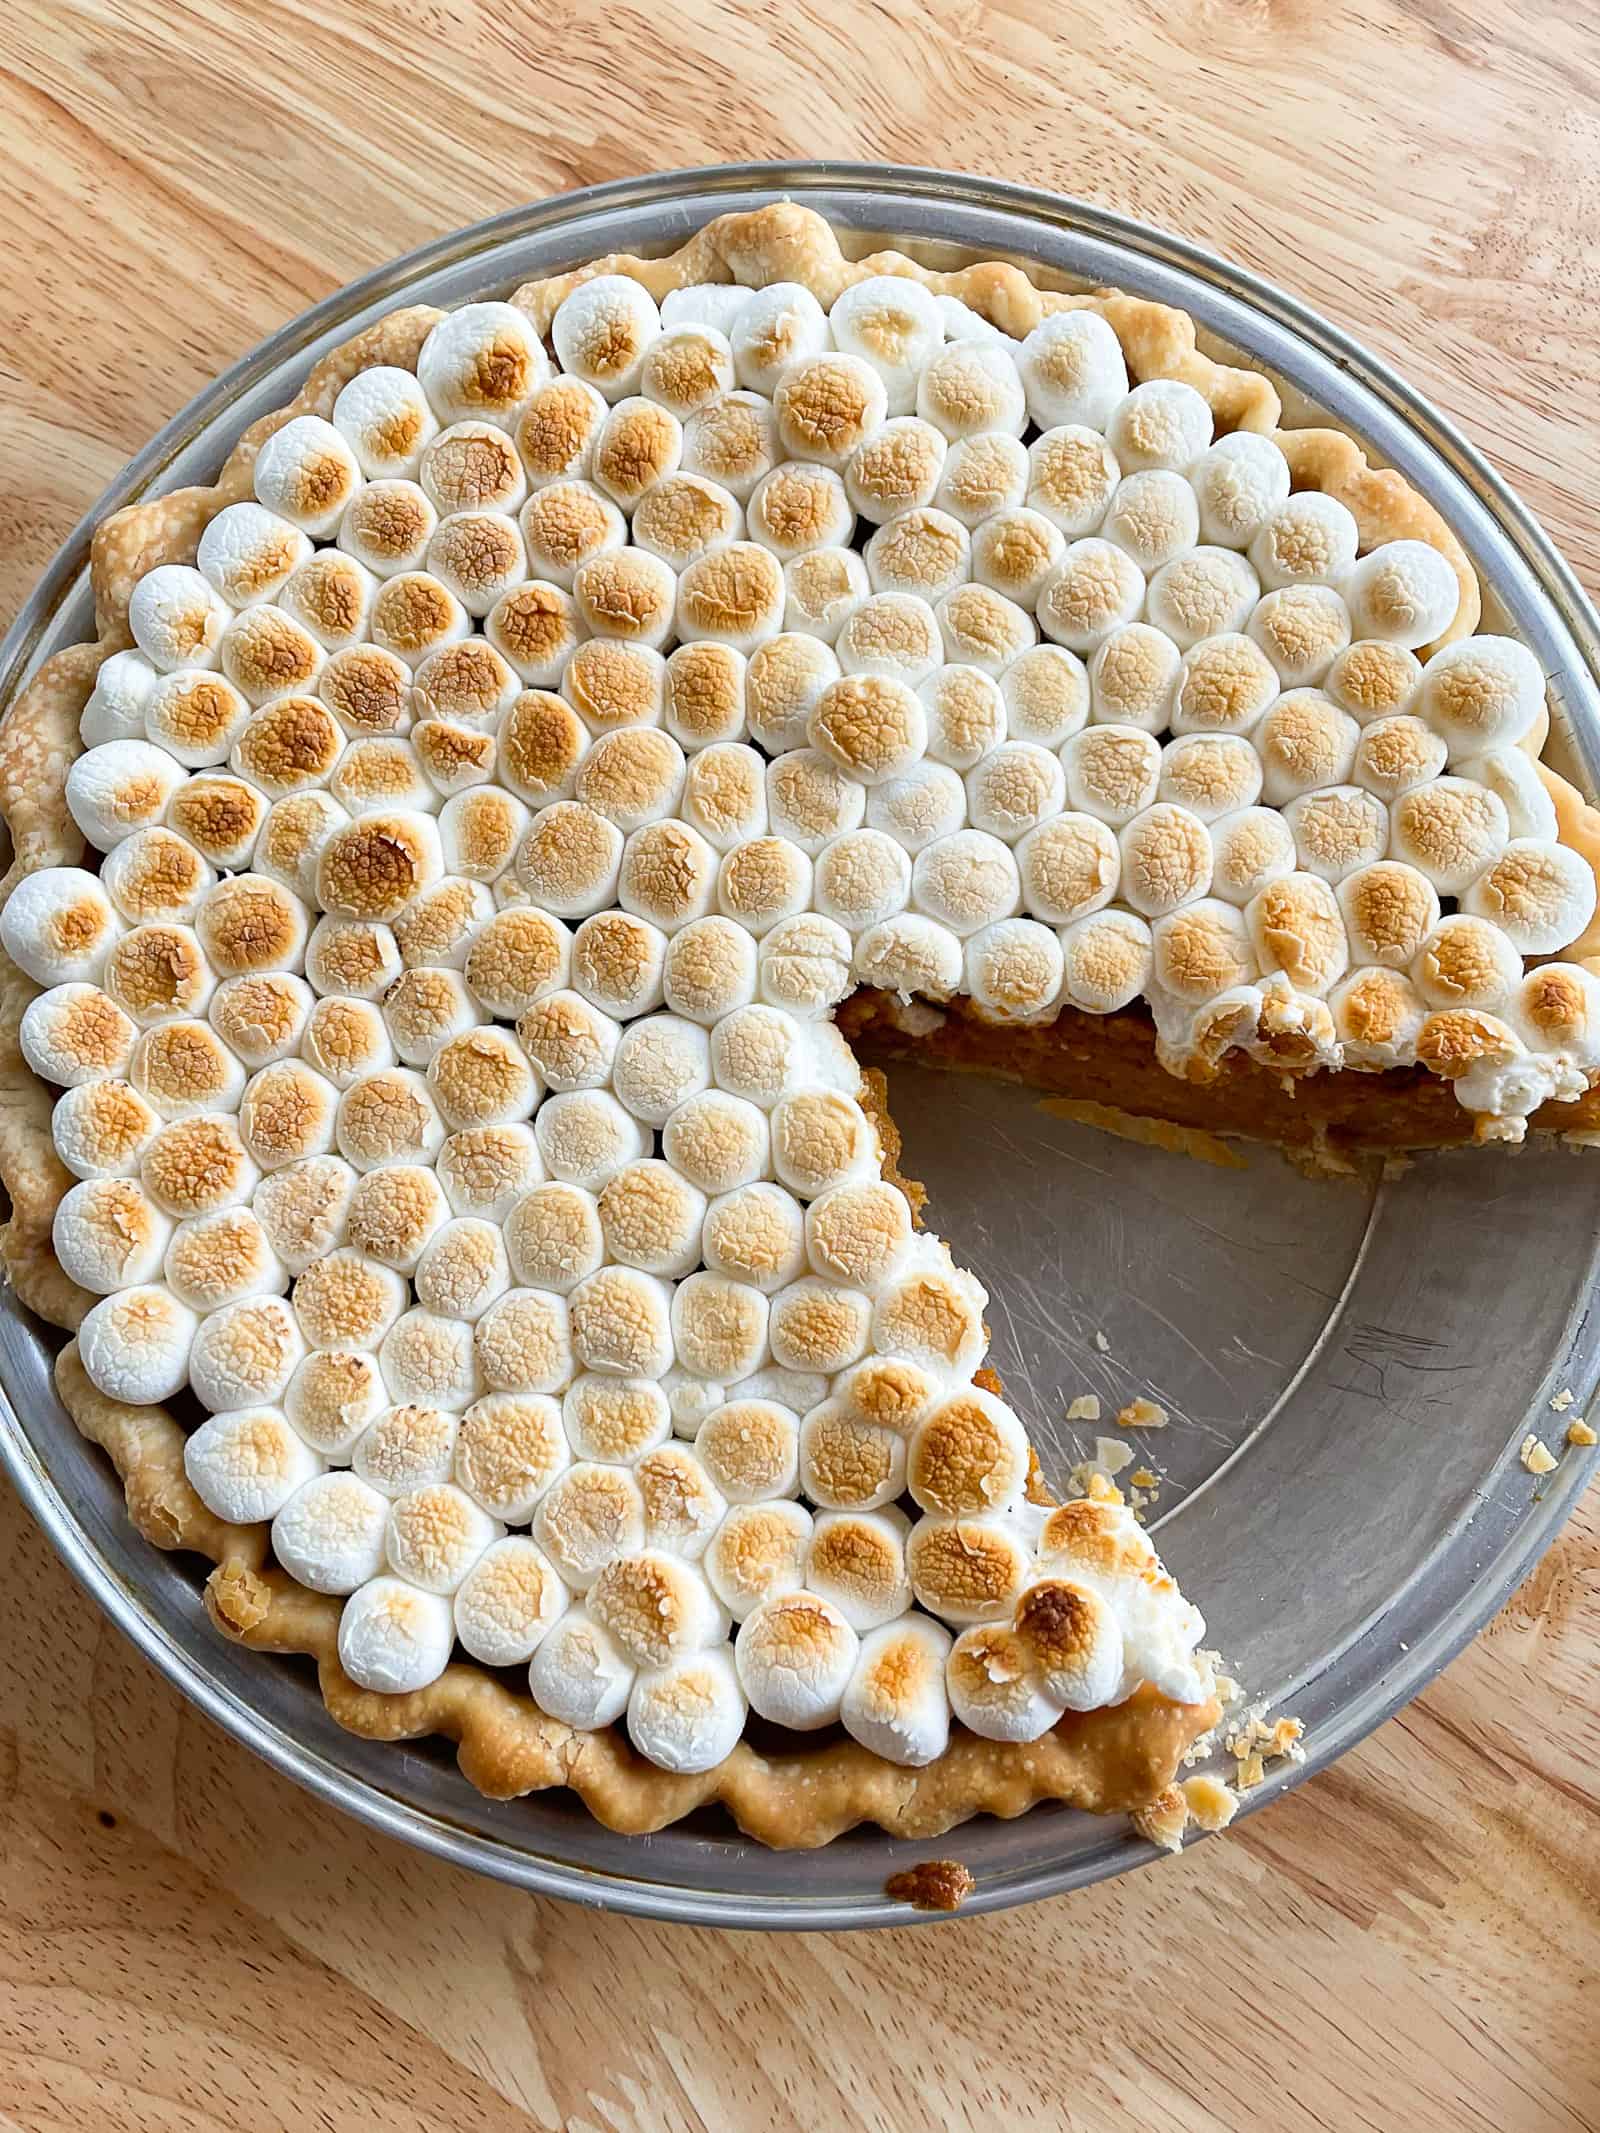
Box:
[2,6,1597,2127]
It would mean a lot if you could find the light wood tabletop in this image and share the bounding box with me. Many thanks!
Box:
[2,5,1598,2129]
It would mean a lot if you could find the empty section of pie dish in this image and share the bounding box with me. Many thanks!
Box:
[0,165,1596,1926]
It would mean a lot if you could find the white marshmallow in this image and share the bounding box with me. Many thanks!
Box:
[782,544,871,643]
[828,275,942,415]
[338,1575,455,1693]
[528,1604,637,1728]
[918,338,1025,440]
[332,365,440,479]
[1057,906,1155,1012]
[1158,734,1263,823]
[1016,310,1128,431]
[272,1471,391,1595]
[1418,635,1546,761]
[1461,838,1597,955]
[435,1122,546,1222]
[839,1614,952,1766]
[1208,806,1299,907]
[81,649,159,747]
[1037,538,1145,655]
[21,983,135,1087]
[1248,584,1353,689]
[1146,546,1260,651]
[51,1078,160,1181]
[128,565,231,673]
[674,1274,772,1385]
[934,430,1029,528]
[533,1463,646,1594]
[1456,746,1559,842]
[661,284,752,336]
[1345,539,1460,647]
[1087,624,1179,733]
[293,1249,409,1358]
[196,502,313,614]
[251,1157,358,1277]
[453,1536,569,1665]
[185,1403,323,1521]
[67,740,187,851]
[253,416,364,537]
[78,1282,199,1403]
[736,1591,858,1728]
[1389,775,1510,894]
[912,828,1022,935]
[379,1306,481,1412]
[53,1176,172,1294]
[611,1012,713,1126]
[627,1646,746,1772]
[729,280,830,395]
[661,1087,771,1196]
[569,1263,676,1378]
[552,277,661,402]
[866,760,968,853]
[1188,433,1291,549]
[759,912,854,1020]
[946,1621,1062,1743]
[965,916,1066,1021]
[1249,492,1360,591]
[852,911,964,1000]
[967,741,1067,843]
[419,301,548,427]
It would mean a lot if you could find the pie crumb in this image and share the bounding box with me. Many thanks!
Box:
[1131,1785,1189,1853]
[1181,1774,1238,1831]
[1520,1433,1559,1476]
[1225,1707,1304,1791]
[1066,1393,1101,1422]
[1550,1387,1575,1412]
[884,1859,975,1912]
[1093,1330,1111,1354]
[1566,1418,1597,1448]
[1130,1466,1160,1489]
[1117,1397,1168,1430]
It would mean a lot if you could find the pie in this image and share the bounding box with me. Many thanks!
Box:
[1,200,1596,1854]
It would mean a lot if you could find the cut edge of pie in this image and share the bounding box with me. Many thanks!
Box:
[0,198,1594,1853]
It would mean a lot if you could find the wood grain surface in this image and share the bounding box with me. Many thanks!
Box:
[1,4,1598,2128]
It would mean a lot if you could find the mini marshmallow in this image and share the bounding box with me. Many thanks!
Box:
[384,1480,503,1595]
[79,1282,199,1403]
[278,551,377,654]
[710,1001,816,1111]
[851,911,964,999]
[964,915,1066,1021]
[617,818,719,932]
[129,1017,248,1119]
[571,908,668,1018]
[474,1285,575,1397]
[661,1087,771,1196]
[253,416,364,538]
[609,1013,711,1127]
[1461,838,1597,955]
[53,1176,172,1294]
[1248,584,1352,689]
[1146,547,1260,652]
[257,791,350,898]
[664,641,747,750]
[704,1501,813,1621]
[1188,433,1292,550]
[736,1590,858,1728]
[759,912,854,1019]
[1170,633,1279,737]
[748,460,853,560]
[105,820,220,925]
[674,1273,772,1384]
[774,351,888,468]
[337,1575,454,1694]
[1152,898,1257,1002]
[798,1400,908,1513]
[1105,379,1213,473]
[1077,627,1173,739]
[344,1162,449,1274]
[1330,966,1428,1070]
[906,1384,1029,1519]
[82,649,159,747]
[185,1404,323,1521]
[460,903,569,1016]
[528,1604,637,1727]
[746,633,840,755]
[661,285,752,336]
[411,1216,513,1323]
[783,544,871,643]
[21,983,136,1086]
[589,394,684,511]
[765,1275,871,1375]
[565,1259,676,1378]
[1412,912,1525,1012]
[453,1536,569,1666]
[128,565,230,673]
[918,338,1025,440]
[1057,906,1155,1012]
[595,1157,707,1280]
[1158,734,1263,823]
[672,541,785,657]
[967,741,1068,843]
[1456,746,1558,843]
[1037,538,1145,655]
[510,803,622,925]
[1015,1575,1125,1711]
[872,1248,987,1381]
[1345,539,1460,648]
[486,581,584,690]
[517,481,625,594]
[663,914,759,1023]
[411,642,516,733]
[946,1621,1061,1743]
[699,1180,808,1294]
[252,1156,358,1276]
[935,584,1036,680]
[140,1111,259,1220]
[907,1513,1030,1626]
[1418,635,1546,761]
[681,391,781,502]
[381,967,476,1065]
[52,1079,160,1182]
[552,277,661,402]
[811,828,911,936]
[231,696,343,800]
[803,1178,912,1294]
[533,1461,647,1592]
[1390,775,1510,894]
[635,1442,727,1562]
[574,725,687,835]
[805,1506,913,1631]
[502,1185,603,1304]
[1352,713,1449,802]
[627,1646,747,1773]
[195,872,309,977]
[332,365,440,481]
[515,377,609,487]
[1026,425,1119,538]
[272,1471,391,1596]
[454,1391,570,1522]
[421,510,528,620]
[163,1205,286,1314]
[379,1306,481,1412]
[590,1550,725,1673]
[564,1373,673,1466]
[572,546,676,653]
[1208,806,1299,907]
[865,508,971,604]
[419,301,548,428]
[632,472,743,571]
[499,692,590,806]
[695,1395,798,1503]
[1016,310,1128,431]
[865,759,967,854]
[640,323,738,416]
[1246,872,1351,994]
[144,668,253,767]
[721,283,826,399]
[1337,860,1442,969]
[1326,638,1423,724]
[1250,492,1360,591]
[67,740,187,851]
[208,971,312,1069]
[337,479,438,578]
[1255,690,1360,805]
[839,1614,952,1766]
[971,506,1065,610]
[911,828,1022,936]
[1511,961,1600,1067]
[427,1027,541,1134]
[368,571,471,669]
[1100,468,1200,573]
[845,416,948,527]
[421,422,529,517]
[935,429,1029,528]
[435,1122,546,1221]
[334,1066,445,1172]
[439,786,529,881]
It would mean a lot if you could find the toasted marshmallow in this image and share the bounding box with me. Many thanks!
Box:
[911,828,1022,936]
[632,472,743,573]
[768,1091,874,1200]
[453,1535,569,1665]
[551,277,661,402]
[334,1066,445,1172]
[331,365,439,481]
[419,510,527,621]
[1412,911,1524,1012]
[1249,492,1360,590]
[1351,713,1449,803]
[1104,378,1211,471]
[78,1282,198,1402]
[235,1058,339,1171]
[804,1505,912,1630]
[723,279,828,395]
[782,544,871,643]
[659,1088,770,1198]
[966,741,1068,843]
[589,395,683,511]
[662,1366,727,1439]
[681,390,781,502]
[912,338,1022,440]
[844,418,947,529]
[195,872,310,979]
[461,904,569,1016]
[379,968,474,1067]
[1037,539,1145,655]
[272,1471,391,1596]
[663,642,747,752]
[1247,871,1350,994]
[82,649,160,749]
[52,1176,171,1294]
[671,542,784,657]
[774,350,889,471]
[474,1285,575,1397]
[633,1441,727,1563]
[640,323,737,416]
[454,1390,569,1521]
[568,910,666,1020]
[229,697,343,802]
[494,697,587,813]
[840,1614,952,1765]
[417,299,547,428]
[574,547,677,652]
[1510,961,1600,1065]
[1072,628,1169,741]
[907,1512,1029,1625]
[21,982,136,1086]
[307,917,403,1006]
[608,1013,711,1126]
[510,487,619,604]
[711,1001,816,1111]
[864,760,967,856]
[312,815,441,930]
[698,1180,806,1293]
[865,508,971,604]
[1342,538,1458,646]
[969,507,1063,611]
[807,828,908,936]
[528,1603,636,1726]
[1205,805,1296,907]
[1153,896,1258,1002]
[1329,966,1427,1068]
[1337,860,1441,968]
[932,591,1033,687]
[1390,775,1509,894]
[906,1385,1028,1519]
[129,1017,247,1119]
[873,1246,987,1379]
[516,377,609,487]
[1014,1575,1123,1711]
[52,1078,160,1181]
[435,1122,545,1221]
[562,1372,671,1467]
[337,479,437,578]
[797,1396,908,1510]
[378,1304,481,1412]
[1462,837,1596,954]
[747,463,852,565]
[759,912,854,1019]
[946,1620,1060,1743]
[185,1403,322,1520]
[761,1272,869,1373]
[419,421,529,519]
[144,668,252,768]
[564,1262,673,1378]
[1419,634,1546,762]
[485,582,582,691]
[1253,689,1358,806]
[733,1589,856,1729]
[803,1179,912,1295]
[693,1393,796,1501]
[534,1462,647,1592]
[1101,468,1200,573]
[1158,734,1262,825]
[1025,424,1117,536]
[278,551,377,655]
[662,912,761,1027]
[206,972,311,1070]
[384,1479,502,1595]
[850,911,963,1000]
[1249,582,1353,689]
[591,1550,725,1672]
[252,1156,358,1276]
[256,791,350,901]
[436,788,528,884]
[338,1574,454,1693]
[163,1204,286,1314]
[368,571,471,669]
[410,1216,511,1323]
[128,565,230,673]
[741,640,835,762]
[593,1158,705,1279]
[413,717,498,813]
[935,429,1028,528]
[964,915,1066,1021]
[1282,783,1390,884]
[673,1273,772,1384]
[342,1162,447,1274]
[102,907,211,1029]
[628,1645,747,1772]
[701,1499,811,1621]
[1017,310,1128,431]
[574,726,687,836]
[67,740,187,852]
[1188,433,1291,549]
[140,1110,258,1221]
[1170,633,1279,739]
[1144,547,1257,652]
[616,818,719,933]
[1052,907,1151,1012]
[427,1027,542,1133]
[1324,637,1422,726]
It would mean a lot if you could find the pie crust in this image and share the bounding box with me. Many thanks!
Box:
[2,200,1596,1849]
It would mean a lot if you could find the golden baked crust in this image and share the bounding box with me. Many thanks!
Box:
[1,200,1592,1846]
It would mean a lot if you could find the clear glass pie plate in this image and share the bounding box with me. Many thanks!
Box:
[1,163,1597,1929]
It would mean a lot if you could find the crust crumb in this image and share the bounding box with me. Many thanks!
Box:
[884,1858,975,1912]
[1566,1418,1597,1448]
[1131,1784,1189,1852]
[1224,1706,1305,1791]
[1066,1393,1101,1422]
[1550,1387,1575,1413]
[1117,1397,1168,1430]
[1180,1774,1238,1831]
[1520,1433,1559,1476]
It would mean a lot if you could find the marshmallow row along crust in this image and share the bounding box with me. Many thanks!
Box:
[20,223,1592,1789]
